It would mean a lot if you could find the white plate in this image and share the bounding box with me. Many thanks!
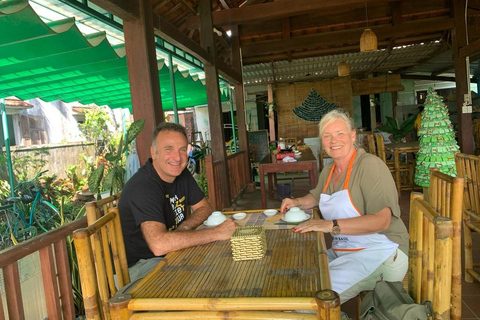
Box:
[281,214,311,223]
[263,209,278,217]
[232,212,247,220]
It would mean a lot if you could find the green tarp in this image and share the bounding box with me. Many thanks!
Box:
[0,0,228,111]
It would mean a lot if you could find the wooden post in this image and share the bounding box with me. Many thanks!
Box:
[54,239,76,320]
[109,294,133,320]
[123,0,163,164]
[39,246,62,320]
[230,25,252,185]
[199,0,231,209]
[268,84,276,142]
[315,289,340,320]
[452,0,473,154]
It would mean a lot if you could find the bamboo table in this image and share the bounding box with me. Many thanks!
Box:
[109,210,339,320]
[385,141,420,196]
[258,148,318,208]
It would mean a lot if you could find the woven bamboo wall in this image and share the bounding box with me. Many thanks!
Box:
[276,77,353,140]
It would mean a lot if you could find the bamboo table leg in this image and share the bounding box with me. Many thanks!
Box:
[315,289,340,320]
[109,294,132,320]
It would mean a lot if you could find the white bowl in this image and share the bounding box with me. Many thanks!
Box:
[263,209,278,217]
[285,207,307,222]
[206,211,227,226]
[232,212,247,220]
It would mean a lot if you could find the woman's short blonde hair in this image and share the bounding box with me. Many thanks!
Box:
[318,108,355,137]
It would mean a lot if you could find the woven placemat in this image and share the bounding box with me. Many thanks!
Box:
[230,226,267,261]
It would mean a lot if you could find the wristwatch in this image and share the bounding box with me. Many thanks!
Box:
[332,219,341,236]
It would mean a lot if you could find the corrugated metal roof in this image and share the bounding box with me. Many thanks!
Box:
[243,41,448,85]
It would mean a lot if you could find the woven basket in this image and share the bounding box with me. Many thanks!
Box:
[230,226,267,261]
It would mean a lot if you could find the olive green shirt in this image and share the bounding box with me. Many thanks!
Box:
[310,148,409,254]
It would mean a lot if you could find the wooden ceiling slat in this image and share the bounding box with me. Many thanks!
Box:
[186,0,397,29]
[241,17,453,57]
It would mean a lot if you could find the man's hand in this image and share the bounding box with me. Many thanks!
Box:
[213,219,237,240]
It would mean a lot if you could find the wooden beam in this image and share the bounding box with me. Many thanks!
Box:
[186,0,396,29]
[179,0,197,14]
[432,64,455,76]
[459,37,480,59]
[467,1,480,11]
[88,0,139,21]
[351,74,404,96]
[453,0,473,154]
[152,14,212,64]
[400,74,459,82]
[282,18,292,61]
[165,3,182,17]
[153,0,169,12]
[123,0,163,163]
[241,17,453,57]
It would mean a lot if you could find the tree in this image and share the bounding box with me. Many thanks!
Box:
[414,87,459,187]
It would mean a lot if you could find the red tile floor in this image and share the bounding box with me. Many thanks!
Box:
[232,173,480,319]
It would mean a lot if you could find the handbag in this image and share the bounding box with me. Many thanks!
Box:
[360,281,433,320]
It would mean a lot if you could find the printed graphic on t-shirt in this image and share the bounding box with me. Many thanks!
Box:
[169,194,186,228]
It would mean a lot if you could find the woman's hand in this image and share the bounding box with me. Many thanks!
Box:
[292,219,333,233]
[280,197,300,213]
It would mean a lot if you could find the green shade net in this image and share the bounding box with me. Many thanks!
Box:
[0,0,228,112]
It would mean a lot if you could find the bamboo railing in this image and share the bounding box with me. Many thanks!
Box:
[205,151,251,210]
[0,216,87,320]
[409,193,454,320]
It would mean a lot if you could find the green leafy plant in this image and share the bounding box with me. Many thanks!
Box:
[264,102,277,118]
[79,108,116,159]
[88,119,145,196]
[12,148,49,181]
[377,114,417,143]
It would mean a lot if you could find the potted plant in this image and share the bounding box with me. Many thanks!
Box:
[377,114,417,143]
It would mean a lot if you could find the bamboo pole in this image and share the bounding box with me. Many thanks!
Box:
[408,193,423,303]
[450,177,465,320]
[315,289,340,320]
[73,229,101,320]
[109,294,132,320]
[433,217,453,320]
[130,311,317,320]
[128,297,316,311]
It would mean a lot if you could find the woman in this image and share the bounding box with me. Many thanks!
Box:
[280,109,408,304]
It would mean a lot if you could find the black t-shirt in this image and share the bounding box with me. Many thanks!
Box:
[118,159,205,266]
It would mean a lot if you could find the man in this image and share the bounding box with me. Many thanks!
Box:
[119,122,236,282]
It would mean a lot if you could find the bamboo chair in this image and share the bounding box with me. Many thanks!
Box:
[365,132,376,156]
[423,168,464,320]
[374,133,413,190]
[408,193,454,320]
[319,149,331,172]
[74,193,129,320]
[455,153,480,283]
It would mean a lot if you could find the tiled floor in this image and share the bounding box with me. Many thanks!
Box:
[231,173,480,319]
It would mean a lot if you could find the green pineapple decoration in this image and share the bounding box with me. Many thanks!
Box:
[414,87,459,187]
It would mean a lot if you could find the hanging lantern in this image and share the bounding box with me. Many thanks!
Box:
[360,28,377,52]
[337,61,350,77]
